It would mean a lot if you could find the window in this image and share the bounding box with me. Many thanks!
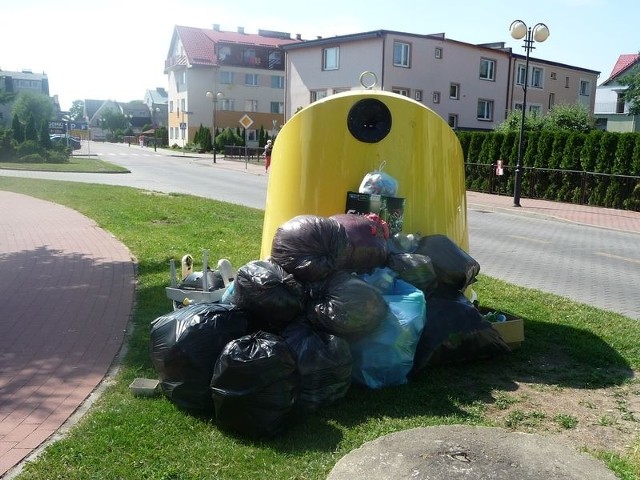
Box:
[448,114,458,129]
[323,47,339,70]
[268,50,282,69]
[565,76,570,88]
[516,64,526,86]
[449,83,460,99]
[392,88,409,97]
[270,101,284,114]
[220,71,234,84]
[245,73,259,86]
[169,100,174,113]
[243,48,260,65]
[310,90,328,102]
[432,91,440,104]
[393,41,411,67]
[415,89,423,101]
[218,99,234,111]
[529,105,541,115]
[245,100,258,112]
[477,99,494,121]
[479,58,496,81]
[271,75,284,89]
[531,67,543,87]
[579,79,591,96]
[550,72,557,80]
[435,47,443,59]
[616,92,626,113]
[549,92,555,109]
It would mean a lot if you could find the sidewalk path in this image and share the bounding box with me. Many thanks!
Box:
[466,190,640,235]
[0,192,135,477]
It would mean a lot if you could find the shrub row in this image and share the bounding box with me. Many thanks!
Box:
[457,130,640,211]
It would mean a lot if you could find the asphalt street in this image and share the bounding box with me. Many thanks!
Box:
[1,140,638,320]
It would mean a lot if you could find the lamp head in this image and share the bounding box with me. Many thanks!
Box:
[509,20,527,40]
[533,23,550,43]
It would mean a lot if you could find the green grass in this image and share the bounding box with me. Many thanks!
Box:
[0,157,130,173]
[1,176,639,480]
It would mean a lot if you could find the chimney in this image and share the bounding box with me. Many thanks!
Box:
[213,24,220,31]
[296,33,301,40]
[237,26,245,34]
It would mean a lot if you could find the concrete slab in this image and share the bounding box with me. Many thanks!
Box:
[327,425,617,480]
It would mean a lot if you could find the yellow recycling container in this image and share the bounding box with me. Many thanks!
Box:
[260,89,468,259]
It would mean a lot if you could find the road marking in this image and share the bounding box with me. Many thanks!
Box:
[594,252,640,265]
[508,235,551,244]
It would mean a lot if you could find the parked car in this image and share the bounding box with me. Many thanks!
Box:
[50,134,81,150]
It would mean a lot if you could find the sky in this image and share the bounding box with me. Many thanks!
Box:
[3,0,639,111]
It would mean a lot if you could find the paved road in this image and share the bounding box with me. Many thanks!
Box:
[1,141,639,320]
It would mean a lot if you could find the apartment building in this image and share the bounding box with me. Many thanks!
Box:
[164,25,302,147]
[283,30,599,131]
[595,53,640,132]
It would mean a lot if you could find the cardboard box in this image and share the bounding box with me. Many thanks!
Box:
[478,307,524,350]
[345,191,405,235]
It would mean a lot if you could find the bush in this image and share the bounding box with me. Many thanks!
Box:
[17,140,45,161]
[47,151,70,164]
[19,153,46,163]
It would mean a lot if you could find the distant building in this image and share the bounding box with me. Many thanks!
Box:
[164,25,302,147]
[594,54,640,132]
[144,87,168,128]
[0,69,51,127]
[283,30,599,131]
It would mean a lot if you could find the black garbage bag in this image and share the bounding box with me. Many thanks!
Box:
[330,213,388,273]
[211,331,299,438]
[231,260,306,333]
[410,287,511,377]
[282,321,352,412]
[270,215,350,282]
[387,252,438,297]
[306,270,388,340]
[149,303,250,412]
[414,234,480,292]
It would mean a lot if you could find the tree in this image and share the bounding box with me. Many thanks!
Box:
[100,109,128,137]
[617,58,640,115]
[39,119,51,150]
[69,100,85,121]
[545,104,595,133]
[24,113,38,142]
[11,113,24,143]
[11,91,55,129]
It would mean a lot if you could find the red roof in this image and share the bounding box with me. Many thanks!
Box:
[174,25,302,67]
[604,53,640,83]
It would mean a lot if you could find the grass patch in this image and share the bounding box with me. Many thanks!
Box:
[1,176,639,480]
[0,157,129,173]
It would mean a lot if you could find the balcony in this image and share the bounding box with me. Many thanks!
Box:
[594,101,629,115]
[164,55,188,72]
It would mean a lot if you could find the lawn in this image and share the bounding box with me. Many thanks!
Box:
[0,156,129,173]
[1,177,639,480]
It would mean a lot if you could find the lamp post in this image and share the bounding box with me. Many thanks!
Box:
[509,20,550,207]
[206,91,224,163]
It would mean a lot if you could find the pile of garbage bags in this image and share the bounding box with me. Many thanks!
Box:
[150,213,511,438]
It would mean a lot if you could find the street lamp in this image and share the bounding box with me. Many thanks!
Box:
[509,20,550,207]
[206,91,224,163]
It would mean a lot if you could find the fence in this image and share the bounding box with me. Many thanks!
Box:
[465,163,640,212]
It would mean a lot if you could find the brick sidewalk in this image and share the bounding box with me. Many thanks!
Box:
[0,192,135,477]
[466,190,640,234]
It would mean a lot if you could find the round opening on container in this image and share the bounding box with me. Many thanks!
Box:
[347,98,392,144]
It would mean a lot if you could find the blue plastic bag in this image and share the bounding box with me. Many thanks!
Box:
[349,279,426,389]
